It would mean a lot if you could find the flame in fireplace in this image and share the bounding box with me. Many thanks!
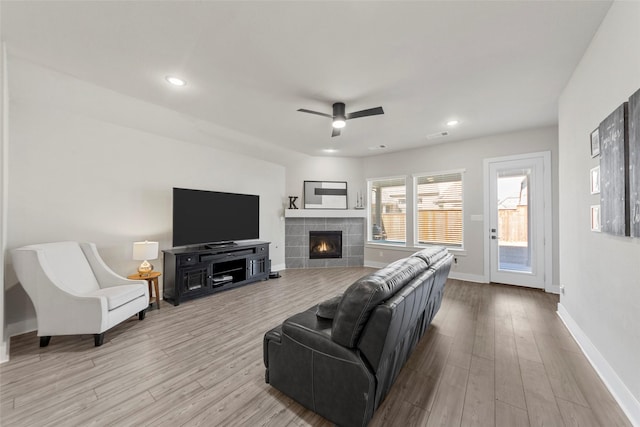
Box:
[317,241,330,252]
[308,231,342,259]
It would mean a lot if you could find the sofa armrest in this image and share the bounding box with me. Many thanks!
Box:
[264,306,376,427]
[263,324,282,369]
[282,307,362,362]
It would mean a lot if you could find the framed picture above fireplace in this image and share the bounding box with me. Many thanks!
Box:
[304,181,348,209]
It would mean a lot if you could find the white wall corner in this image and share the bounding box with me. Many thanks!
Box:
[557,303,640,426]
[545,284,560,295]
[271,263,286,272]
[0,37,9,364]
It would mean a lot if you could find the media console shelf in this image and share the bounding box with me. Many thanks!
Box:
[163,241,269,306]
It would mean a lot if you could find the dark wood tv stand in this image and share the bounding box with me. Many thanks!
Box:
[162,241,269,306]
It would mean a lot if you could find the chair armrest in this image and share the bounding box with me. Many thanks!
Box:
[79,243,142,288]
[38,291,108,335]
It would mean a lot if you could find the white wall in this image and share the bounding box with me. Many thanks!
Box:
[285,156,364,209]
[558,2,640,423]
[362,126,559,286]
[0,7,9,360]
[5,58,286,338]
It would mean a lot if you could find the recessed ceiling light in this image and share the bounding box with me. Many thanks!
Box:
[323,148,338,153]
[446,120,459,127]
[165,76,187,86]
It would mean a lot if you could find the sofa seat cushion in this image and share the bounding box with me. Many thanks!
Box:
[316,294,342,319]
[90,285,146,311]
[331,256,427,348]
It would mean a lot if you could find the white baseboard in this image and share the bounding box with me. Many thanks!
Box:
[0,340,8,364]
[448,271,486,283]
[364,260,388,269]
[271,263,286,272]
[546,284,560,294]
[6,318,36,338]
[557,303,640,426]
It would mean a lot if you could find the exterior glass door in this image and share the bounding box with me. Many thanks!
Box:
[488,155,547,288]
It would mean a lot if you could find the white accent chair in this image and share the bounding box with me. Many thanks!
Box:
[11,242,150,347]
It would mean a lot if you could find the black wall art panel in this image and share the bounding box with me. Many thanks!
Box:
[599,102,629,236]
[629,89,640,237]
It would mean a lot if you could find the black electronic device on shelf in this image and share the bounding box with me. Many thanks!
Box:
[163,241,270,306]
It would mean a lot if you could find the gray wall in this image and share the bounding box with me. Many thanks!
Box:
[558,1,640,421]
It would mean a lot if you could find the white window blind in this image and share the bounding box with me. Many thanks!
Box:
[415,171,463,247]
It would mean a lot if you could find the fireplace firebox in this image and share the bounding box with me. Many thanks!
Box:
[309,231,343,259]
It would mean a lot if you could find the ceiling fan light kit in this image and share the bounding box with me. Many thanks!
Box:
[332,118,346,129]
[298,101,384,137]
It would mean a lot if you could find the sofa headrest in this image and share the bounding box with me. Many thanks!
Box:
[316,294,342,319]
[411,246,449,267]
[331,256,427,348]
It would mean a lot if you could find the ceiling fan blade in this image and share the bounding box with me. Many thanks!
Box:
[297,108,333,119]
[331,127,341,137]
[346,106,384,120]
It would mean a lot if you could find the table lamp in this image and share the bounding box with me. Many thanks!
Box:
[133,241,159,276]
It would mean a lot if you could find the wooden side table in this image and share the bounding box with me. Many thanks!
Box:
[128,271,162,309]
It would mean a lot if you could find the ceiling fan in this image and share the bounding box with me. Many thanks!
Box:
[297,102,384,137]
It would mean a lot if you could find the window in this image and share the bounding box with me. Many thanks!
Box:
[414,171,463,247]
[368,177,406,244]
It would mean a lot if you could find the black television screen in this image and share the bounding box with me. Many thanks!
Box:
[172,188,259,247]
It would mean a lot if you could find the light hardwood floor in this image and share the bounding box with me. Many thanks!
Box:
[0,268,632,427]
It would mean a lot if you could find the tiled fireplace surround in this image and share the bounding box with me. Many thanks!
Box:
[285,216,365,268]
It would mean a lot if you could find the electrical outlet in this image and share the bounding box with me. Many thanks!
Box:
[560,285,565,295]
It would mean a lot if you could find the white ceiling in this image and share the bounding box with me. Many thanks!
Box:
[1,1,611,158]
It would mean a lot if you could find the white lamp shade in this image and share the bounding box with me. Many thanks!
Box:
[132,241,159,261]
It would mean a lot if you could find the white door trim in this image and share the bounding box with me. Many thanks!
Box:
[483,151,553,292]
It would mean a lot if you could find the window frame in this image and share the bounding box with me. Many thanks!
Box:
[366,175,408,246]
[412,169,465,249]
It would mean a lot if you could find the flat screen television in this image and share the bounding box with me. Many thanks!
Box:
[172,188,259,247]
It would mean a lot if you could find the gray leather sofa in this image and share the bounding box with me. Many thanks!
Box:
[263,246,452,427]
